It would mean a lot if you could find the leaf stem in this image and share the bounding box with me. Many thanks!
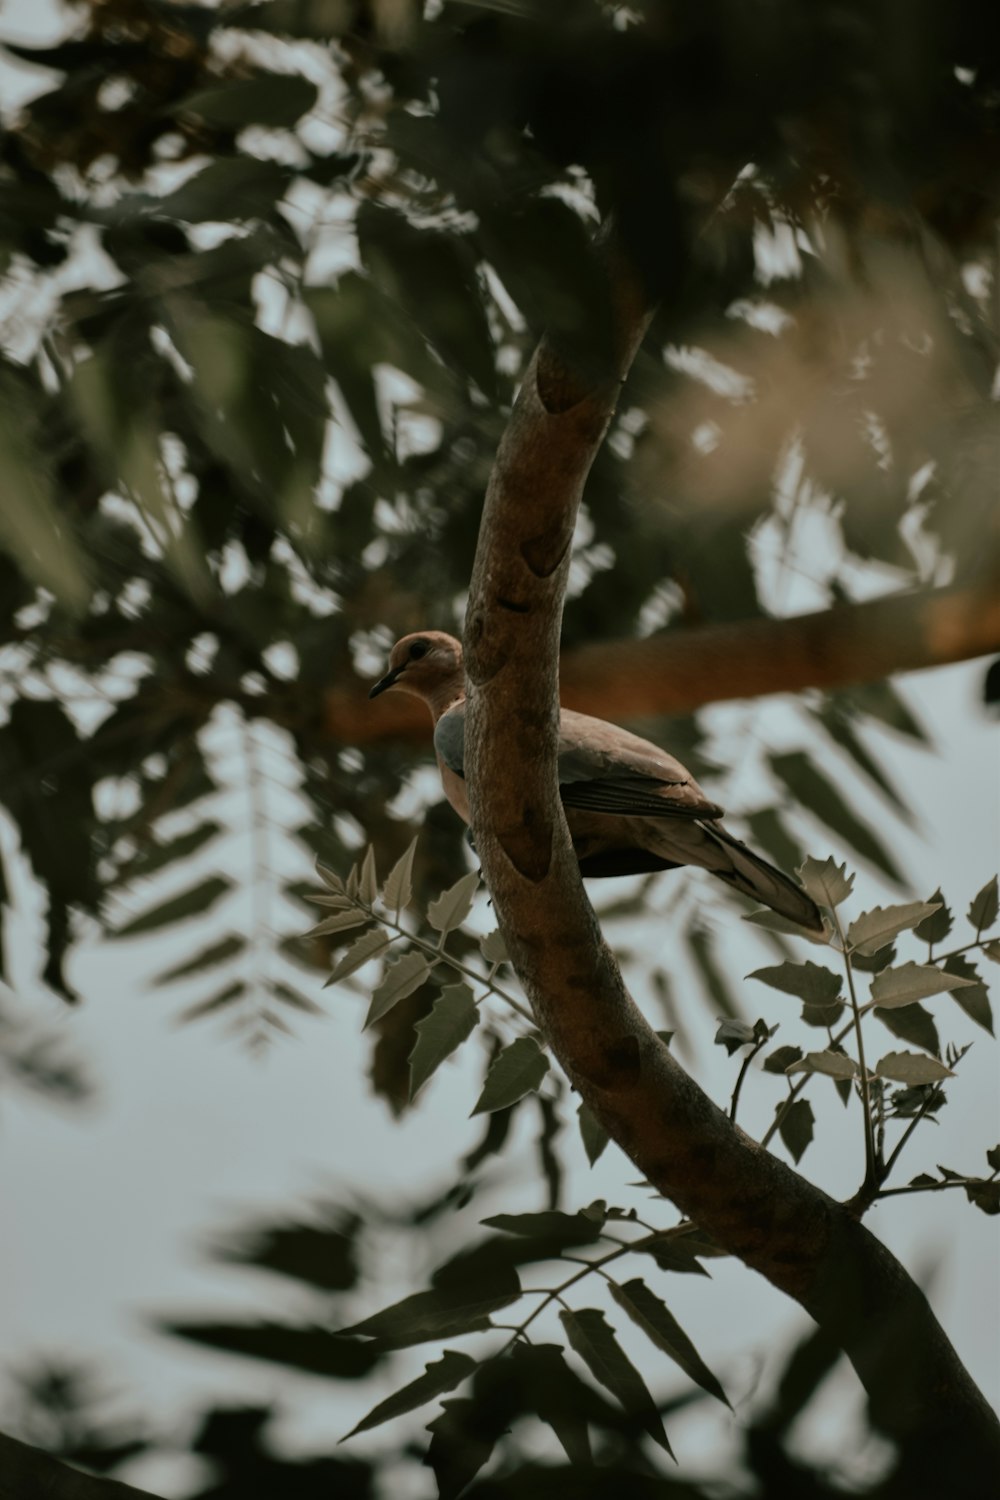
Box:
[832,907,878,1193]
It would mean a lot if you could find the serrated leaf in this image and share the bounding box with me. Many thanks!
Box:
[847,902,943,956]
[116,875,231,937]
[577,1101,610,1165]
[609,1279,730,1407]
[776,1098,814,1162]
[788,1049,859,1080]
[425,1397,496,1500]
[965,1181,1000,1216]
[163,1319,378,1379]
[772,754,902,885]
[382,836,417,915]
[559,1307,672,1455]
[943,955,994,1035]
[743,908,831,943]
[874,1051,954,1084]
[342,1350,476,1440]
[749,960,842,1004]
[154,933,245,987]
[869,962,974,1008]
[506,1343,595,1465]
[306,908,371,937]
[986,1145,1000,1172]
[358,845,378,905]
[632,1236,712,1277]
[764,1044,803,1073]
[472,1036,549,1115]
[967,876,999,933]
[715,1018,757,1053]
[408,984,480,1099]
[914,890,953,943]
[427,869,480,935]
[873,1001,940,1055]
[983,940,1000,965]
[268,980,323,1015]
[339,1277,519,1348]
[364,951,432,1029]
[479,929,509,966]
[796,856,855,909]
[324,928,391,987]
[316,860,346,894]
[481,1209,604,1250]
[176,980,247,1025]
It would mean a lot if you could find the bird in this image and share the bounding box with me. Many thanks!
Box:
[369,630,823,931]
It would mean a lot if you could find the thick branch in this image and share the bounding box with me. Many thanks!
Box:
[463,273,1000,1490]
[334,581,1000,746]
[0,1432,160,1500]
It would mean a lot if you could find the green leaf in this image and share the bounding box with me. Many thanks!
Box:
[608,1278,730,1408]
[154,934,245,987]
[408,983,480,1100]
[813,701,912,817]
[162,1319,377,1379]
[847,902,943,956]
[342,1350,476,1440]
[874,1051,954,1084]
[116,875,231,937]
[471,1036,549,1115]
[157,158,291,223]
[176,980,247,1025]
[749,960,842,1004]
[788,1050,859,1080]
[797,855,855,909]
[577,1101,609,1165]
[688,926,740,1018]
[425,1398,497,1500]
[559,1307,672,1455]
[743,908,831,942]
[175,73,319,129]
[983,940,1000,965]
[358,845,378,905]
[481,1209,604,1251]
[479,929,509,966]
[943,955,994,1035]
[869,962,974,1008]
[316,861,346,895]
[914,889,953,943]
[967,876,999,933]
[339,1278,519,1349]
[306,907,371,937]
[873,1000,940,1054]
[763,1044,803,1073]
[965,1181,1000,1216]
[382,836,417,916]
[427,870,480,935]
[772,751,903,884]
[775,1098,815,1163]
[364,950,432,1029]
[324,928,391,987]
[631,1235,712,1277]
[506,1343,595,1465]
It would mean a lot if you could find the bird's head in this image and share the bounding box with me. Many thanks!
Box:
[368,631,464,710]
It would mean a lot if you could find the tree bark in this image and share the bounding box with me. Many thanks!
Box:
[462,264,1000,1492]
[337,580,1000,747]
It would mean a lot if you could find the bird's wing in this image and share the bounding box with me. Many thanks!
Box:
[556,709,723,820]
[435,704,723,821]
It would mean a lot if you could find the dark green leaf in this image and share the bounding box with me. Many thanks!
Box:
[914,889,953,943]
[608,1278,729,1407]
[175,73,318,129]
[409,983,479,1100]
[116,875,231,937]
[364,950,432,1028]
[688,926,740,1019]
[874,1051,954,1084]
[382,836,417,915]
[157,158,291,222]
[869,961,974,1008]
[749,960,841,1004]
[873,1001,940,1055]
[577,1101,610,1165]
[772,753,903,885]
[217,1209,361,1292]
[967,876,999,934]
[776,1098,815,1163]
[325,928,392,986]
[813,701,912,817]
[559,1307,672,1455]
[425,1398,497,1500]
[176,980,247,1024]
[154,933,245,987]
[847,902,942,956]
[796,855,854,908]
[788,1050,858,1080]
[481,1209,604,1252]
[339,1277,519,1349]
[763,1044,803,1074]
[472,1036,549,1115]
[343,1350,476,1440]
[943,955,994,1035]
[427,870,480,935]
[162,1320,378,1378]
[506,1343,595,1465]
[965,1181,1000,1216]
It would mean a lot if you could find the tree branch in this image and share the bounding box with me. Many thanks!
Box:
[337,579,1000,746]
[0,1431,161,1500]
[462,257,1000,1492]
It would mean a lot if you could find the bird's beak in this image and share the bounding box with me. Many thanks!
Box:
[369,665,404,699]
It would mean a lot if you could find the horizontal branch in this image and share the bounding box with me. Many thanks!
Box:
[331,579,1000,746]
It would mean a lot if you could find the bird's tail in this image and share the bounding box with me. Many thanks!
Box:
[703,825,824,932]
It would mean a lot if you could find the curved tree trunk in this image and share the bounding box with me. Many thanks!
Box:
[462,250,1000,1494]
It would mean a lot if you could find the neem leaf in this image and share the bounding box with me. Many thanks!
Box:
[339,1278,519,1349]
[177,980,247,1025]
[577,1101,610,1165]
[479,929,509,966]
[748,960,842,1004]
[427,870,480,935]
[306,907,371,937]
[163,1319,377,1379]
[914,889,953,944]
[425,1398,497,1500]
[869,962,974,1008]
[176,73,319,129]
[796,855,855,909]
[472,1036,549,1115]
[316,860,346,894]
[847,902,943,956]
[559,1307,672,1455]
[943,955,994,1035]
[382,836,417,915]
[481,1209,604,1251]
[358,845,378,905]
[116,875,231,937]
[608,1278,730,1408]
[874,1051,954,1084]
[763,1044,803,1074]
[364,951,432,1028]
[342,1350,476,1440]
[787,1050,859,1080]
[771,754,902,885]
[965,1181,1000,1216]
[775,1098,815,1163]
[873,1001,941,1056]
[968,876,999,934]
[154,933,245,986]
[408,983,480,1100]
[983,940,1000,965]
[325,928,391,987]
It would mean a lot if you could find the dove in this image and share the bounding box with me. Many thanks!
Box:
[369,631,823,931]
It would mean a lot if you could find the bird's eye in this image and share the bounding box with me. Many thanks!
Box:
[408,641,429,660]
